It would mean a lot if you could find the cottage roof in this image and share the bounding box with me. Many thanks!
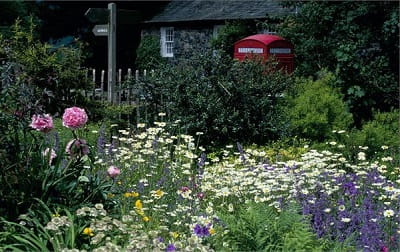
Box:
[145,0,293,24]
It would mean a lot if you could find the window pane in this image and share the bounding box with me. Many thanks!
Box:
[166,28,174,42]
[166,42,173,54]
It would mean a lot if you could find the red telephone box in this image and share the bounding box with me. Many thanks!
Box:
[234,34,294,73]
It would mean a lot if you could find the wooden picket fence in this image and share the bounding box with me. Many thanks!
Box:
[83,68,166,124]
[84,68,154,105]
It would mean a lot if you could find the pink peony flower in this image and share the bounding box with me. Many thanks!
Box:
[62,107,88,130]
[30,114,53,133]
[42,148,57,164]
[65,139,89,157]
[107,166,121,178]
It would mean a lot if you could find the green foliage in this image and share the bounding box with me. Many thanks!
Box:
[0,80,43,220]
[211,20,257,56]
[325,109,399,165]
[135,35,166,70]
[278,1,399,123]
[134,52,293,146]
[351,110,399,160]
[210,202,342,251]
[286,72,353,141]
[0,82,111,221]
[101,103,137,127]
[0,1,36,30]
[79,96,138,126]
[257,137,310,162]
[0,18,89,114]
[1,32,110,221]
[53,118,103,146]
[1,200,86,251]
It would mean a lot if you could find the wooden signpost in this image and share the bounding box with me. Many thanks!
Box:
[85,4,140,104]
[108,3,116,105]
[85,3,116,104]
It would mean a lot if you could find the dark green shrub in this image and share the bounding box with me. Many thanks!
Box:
[278,1,398,124]
[0,18,89,114]
[135,35,166,70]
[286,72,353,141]
[80,97,137,126]
[326,109,399,164]
[353,109,399,153]
[211,20,257,56]
[0,72,41,221]
[133,52,293,146]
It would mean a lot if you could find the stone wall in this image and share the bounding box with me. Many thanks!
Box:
[141,24,215,62]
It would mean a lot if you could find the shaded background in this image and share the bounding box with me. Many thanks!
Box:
[0,1,169,69]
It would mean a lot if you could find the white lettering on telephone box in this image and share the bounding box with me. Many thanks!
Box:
[238,48,264,54]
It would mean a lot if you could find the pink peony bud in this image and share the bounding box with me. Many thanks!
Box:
[42,148,57,164]
[180,186,190,192]
[62,107,88,130]
[197,192,205,200]
[65,139,89,157]
[30,114,53,133]
[107,165,121,178]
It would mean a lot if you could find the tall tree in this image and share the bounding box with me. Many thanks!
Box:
[0,1,37,35]
[279,1,399,124]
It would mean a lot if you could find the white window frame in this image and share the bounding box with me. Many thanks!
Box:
[160,27,174,57]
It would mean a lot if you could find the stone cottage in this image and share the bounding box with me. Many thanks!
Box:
[141,0,294,60]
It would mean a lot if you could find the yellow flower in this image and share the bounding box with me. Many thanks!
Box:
[155,189,165,198]
[83,227,94,236]
[124,192,132,198]
[132,192,139,197]
[171,232,179,239]
[135,200,143,209]
[136,209,145,216]
[209,228,216,235]
[117,181,122,185]
[143,216,150,222]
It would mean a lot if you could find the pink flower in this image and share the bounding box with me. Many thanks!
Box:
[65,139,89,157]
[62,107,88,129]
[42,148,57,164]
[180,186,190,192]
[30,114,53,133]
[197,192,205,200]
[107,166,121,178]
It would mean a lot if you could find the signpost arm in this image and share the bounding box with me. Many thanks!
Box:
[108,3,117,104]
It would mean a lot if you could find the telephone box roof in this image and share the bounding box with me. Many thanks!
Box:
[235,34,286,45]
